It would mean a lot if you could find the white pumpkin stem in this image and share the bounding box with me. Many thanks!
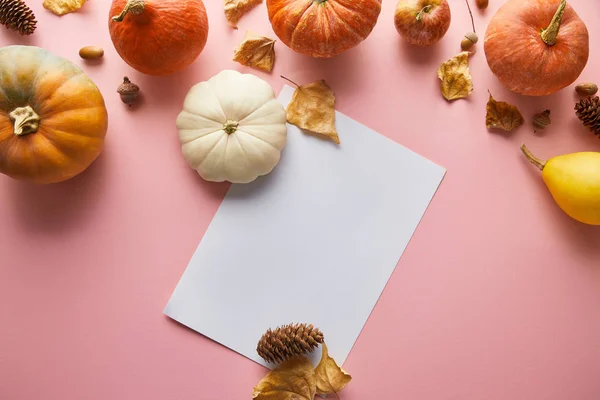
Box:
[540,0,567,46]
[9,106,40,136]
[520,144,547,171]
[223,120,239,134]
[112,0,146,22]
[416,5,433,21]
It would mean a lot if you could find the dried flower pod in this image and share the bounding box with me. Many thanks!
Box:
[476,0,488,10]
[533,110,551,132]
[575,82,598,96]
[117,77,139,106]
[461,32,478,51]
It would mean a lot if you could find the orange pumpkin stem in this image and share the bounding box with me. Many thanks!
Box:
[112,0,146,22]
[540,0,567,46]
[416,5,433,22]
[520,144,547,171]
[9,106,39,136]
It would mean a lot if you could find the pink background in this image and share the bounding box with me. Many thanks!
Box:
[1,0,600,399]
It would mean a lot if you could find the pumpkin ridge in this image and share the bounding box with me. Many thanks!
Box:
[326,3,362,42]
[272,1,313,43]
[39,105,104,120]
[239,99,282,125]
[290,2,318,49]
[179,128,224,145]
[236,128,280,150]
[197,132,228,169]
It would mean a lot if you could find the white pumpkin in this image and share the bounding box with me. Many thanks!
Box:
[176,70,287,183]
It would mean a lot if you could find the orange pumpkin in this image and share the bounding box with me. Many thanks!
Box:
[484,0,589,96]
[0,46,108,184]
[109,0,209,76]
[266,0,382,58]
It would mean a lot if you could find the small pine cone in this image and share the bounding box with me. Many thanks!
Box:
[0,0,36,36]
[575,96,600,138]
[257,323,324,364]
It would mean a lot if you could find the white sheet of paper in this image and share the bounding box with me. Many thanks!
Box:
[164,85,446,367]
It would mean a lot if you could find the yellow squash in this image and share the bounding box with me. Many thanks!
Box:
[521,144,600,225]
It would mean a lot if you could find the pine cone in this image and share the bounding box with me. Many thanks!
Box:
[575,96,600,138]
[0,0,36,36]
[257,323,324,364]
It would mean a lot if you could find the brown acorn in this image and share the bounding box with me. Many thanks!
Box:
[117,77,139,106]
[476,0,489,10]
[461,32,478,51]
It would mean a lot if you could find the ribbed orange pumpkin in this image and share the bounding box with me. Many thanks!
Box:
[484,0,589,96]
[266,0,382,58]
[0,46,108,184]
[108,0,209,76]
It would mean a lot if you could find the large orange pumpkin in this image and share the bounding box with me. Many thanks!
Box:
[109,0,209,76]
[266,0,382,58]
[484,0,589,96]
[0,46,108,184]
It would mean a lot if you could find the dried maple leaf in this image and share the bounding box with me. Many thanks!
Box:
[252,357,316,400]
[224,0,262,29]
[437,52,473,101]
[315,343,352,396]
[486,93,524,132]
[233,31,276,72]
[284,78,340,144]
[43,0,85,15]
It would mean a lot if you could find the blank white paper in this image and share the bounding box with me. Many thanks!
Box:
[164,85,446,367]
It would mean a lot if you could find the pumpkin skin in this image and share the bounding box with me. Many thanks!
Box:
[0,46,108,184]
[109,0,209,76]
[176,70,287,184]
[484,0,589,96]
[266,0,382,58]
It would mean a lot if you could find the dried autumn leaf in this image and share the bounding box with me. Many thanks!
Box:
[43,0,85,16]
[252,357,316,400]
[285,79,340,144]
[315,343,352,396]
[486,93,524,132]
[224,0,262,29]
[233,31,276,72]
[437,52,473,101]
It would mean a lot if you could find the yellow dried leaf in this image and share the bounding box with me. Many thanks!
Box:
[315,343,352,396]
[437,52,473,101]
[286,79,340,144]
[43,0,85,15]
[252,357,316,400]
[233,31,276,72]
[224,0,262,29]
[486,93,524,132]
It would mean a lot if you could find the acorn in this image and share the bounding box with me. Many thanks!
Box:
[117,77,139,106]
[575,83,598,96]
[461,32,479,51]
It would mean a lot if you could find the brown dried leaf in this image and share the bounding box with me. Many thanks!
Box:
[486,93,524,132]
[437,52,473,101]
[315,343,352,396]
[224,0,262,29]
[286,79,340,144]
[43,0,85,15]
[533,109,551,132]
[233,31,276,72]
[252,357,316,400]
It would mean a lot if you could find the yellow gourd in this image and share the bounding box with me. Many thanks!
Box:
[521,144,600,225]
